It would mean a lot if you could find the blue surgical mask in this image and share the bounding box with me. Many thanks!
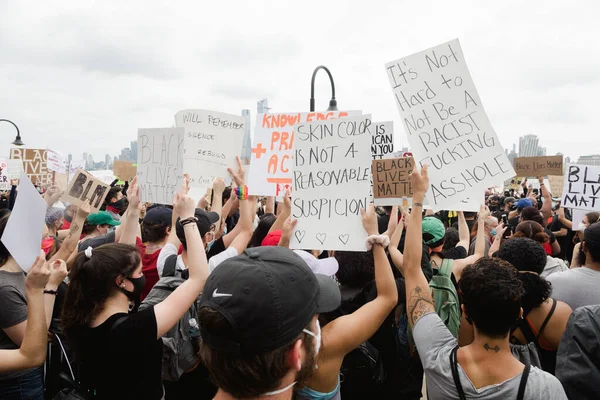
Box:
[490,228,497,236]
[206,238,216,252]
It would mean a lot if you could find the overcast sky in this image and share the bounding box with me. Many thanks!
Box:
[0,0,597,163]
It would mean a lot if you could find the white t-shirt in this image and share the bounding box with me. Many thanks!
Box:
[413,313,567,399]
[156,243,238,277]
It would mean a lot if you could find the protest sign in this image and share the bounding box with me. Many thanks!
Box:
[561,164,600,211]
[0,160,9,190]
[68,160,87,182]
[385,39,515,209]
[175,109,244,188]
[372,157,414,205]
[137,127,184,205]
[513,156,563,177]
[63,169,110,212]
[7,159,23,180]
[1,171,48,271]
[113,160,137,182]
[10,148,52,186]
[371,121,394,159]
[89,170,116,185]
[290,115,372,251]
[247,110,361,196]
[47,149,67,174]
[548,175,564,197]
[53,172,69,191]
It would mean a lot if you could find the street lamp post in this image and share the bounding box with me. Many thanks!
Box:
[310,66,338,112]
[0,119,25,146]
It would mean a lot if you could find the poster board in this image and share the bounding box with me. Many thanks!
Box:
[247,110,361,196]
[0,160,9,190]
[371,121,394,159]
[372,157,414,205]
[7,159,23,180]
[513,156,563,177]
[175,109,244,188]
[47,149,67,174]
[53,172,69,191]
[113,160,137,182]
[137,127,184,205]
[548,175,564,197]
[290,115,372,251]
[63,169,110,213]
[561,164,600,211]
[385,39,515,210]
[10,148,52,186]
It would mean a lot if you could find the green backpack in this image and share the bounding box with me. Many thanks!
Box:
[407,259,461,347]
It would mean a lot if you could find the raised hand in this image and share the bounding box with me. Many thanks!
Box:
[212,178,226,195]
[361,204,378,236]
[76,200,92,220]
[24,252,51,290]
[48,259,68,288]
[127,177,141,210]
[410,165,429,195]
[227,156,245,187]
[173,191,195,220]
[280,217,298,247]
[384,206,399,239]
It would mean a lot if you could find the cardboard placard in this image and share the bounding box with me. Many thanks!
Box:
[290,115,372,251]
[513,156,563,177]
[371,121,394,160]
[247,110,362,196]
[175,109,244,188]
[10,148,52,186]
[372,157,414,204]
[561,164,600,211]
[0,160,10,190]
[113,160,137,182]
[385,39,515,209]
[137,127,184,205]
[548,175,564,197]
[63,169,110,212]
[53,172,69,192]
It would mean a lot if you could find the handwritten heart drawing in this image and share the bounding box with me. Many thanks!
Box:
[316,233,327,245]
[294,230,306,243]
[338,234,350,245]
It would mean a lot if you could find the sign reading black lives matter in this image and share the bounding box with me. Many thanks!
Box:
[290,115,372,251]
[385,39,515,210]
[561,164,600,211]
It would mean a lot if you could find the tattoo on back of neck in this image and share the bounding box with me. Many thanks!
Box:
[483,343,500,353]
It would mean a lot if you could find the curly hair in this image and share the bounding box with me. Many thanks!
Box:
[334,251,374,289]
[496,237,552,313]
[459,258,525,337]
[442,228,459,251]
[513,221,549,245]
[520,206,545,227]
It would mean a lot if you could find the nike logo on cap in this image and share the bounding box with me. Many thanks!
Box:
[213,289,233,298]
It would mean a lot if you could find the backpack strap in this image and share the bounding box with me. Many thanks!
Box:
[450,346,467,400]
[162,254,178,277]
[516,363,531,400]
[536,298,557,342]
[438,258,454,278]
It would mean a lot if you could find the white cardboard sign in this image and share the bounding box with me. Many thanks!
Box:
[1,171,47,271]
[137,127,185,205]
[0,160,10,190]
[47,149,67,173]
[371,121,394,159]
[248,110,361,196]
[562,164,600,211]
[290,115,373,251]
[385,39,515,210]
[175,109,244,188]
[7,159,23,180]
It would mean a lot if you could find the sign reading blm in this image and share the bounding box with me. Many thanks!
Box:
[63,169,110,212]
[385,39,515,210]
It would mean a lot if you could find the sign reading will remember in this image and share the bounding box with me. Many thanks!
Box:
[385,39,515,210]
[290,115,372,252]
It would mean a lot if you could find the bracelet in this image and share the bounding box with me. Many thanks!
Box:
[180,216,198,227]
[365,234,391,250]
[44,289,58,295]
[234,185,249,200]
[413,202,423,208]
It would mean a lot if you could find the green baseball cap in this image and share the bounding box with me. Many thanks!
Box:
[86,211,121,227]
[422,216,445,246]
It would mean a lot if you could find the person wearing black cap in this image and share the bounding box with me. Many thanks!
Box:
[198,246,341,399]
[138,206,173,300]
[548,221,600,310]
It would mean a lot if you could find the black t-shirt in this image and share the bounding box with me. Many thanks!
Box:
[378,214,390,234]
[79,307,163,399]
[206,237,226,261]
[439,245,468,261]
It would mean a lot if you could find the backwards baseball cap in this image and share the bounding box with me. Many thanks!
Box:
[199,246,341,355]
[86,211,121,226]
[516,198,533,211]
[293,250,339,277]
[143,207,172,226]
[422,216,446,246]
[176,208,220,238]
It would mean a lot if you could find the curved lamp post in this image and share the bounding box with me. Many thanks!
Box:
[0,119,24,146]
[310,66,338,112]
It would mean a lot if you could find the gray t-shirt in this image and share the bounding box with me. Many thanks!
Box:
[547,267,600,310]
[0,270,31,379]
[77,230,116,252]
[413,313,566,399]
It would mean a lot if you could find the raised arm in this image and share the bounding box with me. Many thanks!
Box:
[456,211,471,250]
[277,216,297,248]
[155,190,208,339]
[44,259,68,329]
[452,206,489,282]
[50,201,90,263]
[221,157,253,254]
[557,207,572,230]
[118,178,141,246]
[0,254,51,373]
[389,211,407,272]
[321,204,398,357]
[488,223,508,257]
[269,191,291,233]
[538,176,552,221]
[265,196,275,215]
[210,178,225,222]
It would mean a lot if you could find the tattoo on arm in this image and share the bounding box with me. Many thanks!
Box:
[483,343,500,353]
[66,223,81,240]
[407,285,435,326]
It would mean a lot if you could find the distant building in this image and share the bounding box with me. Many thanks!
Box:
[507,144,518,166]
[130,140,138,163]
[257,98,270,114]
[518,134,546,157]
[241,109,252,165]
[119,148,132,161]
[67,154,72,164]
[105,154,112,168]
[577,154,600,166]
[87,154,94,170]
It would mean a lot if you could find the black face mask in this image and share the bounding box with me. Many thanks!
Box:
[119,276,146,302]
[111,197,127,211]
